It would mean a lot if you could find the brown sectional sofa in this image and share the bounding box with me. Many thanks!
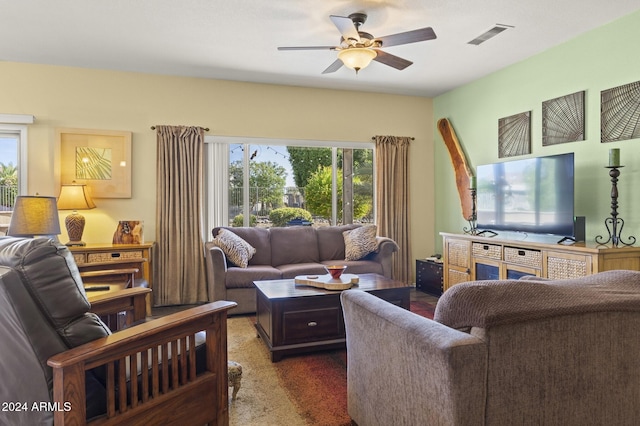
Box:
[204,224,398,314]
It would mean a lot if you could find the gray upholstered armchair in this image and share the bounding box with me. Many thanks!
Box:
[341,270,640,426]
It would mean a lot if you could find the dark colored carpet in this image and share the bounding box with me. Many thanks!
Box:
[269,299,437,425]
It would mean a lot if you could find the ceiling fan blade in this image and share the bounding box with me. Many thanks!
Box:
[376,27,437,47]
[373,50,413,70]
[278,46,338,51]
[330,15,360,42]
[321,59,344,74]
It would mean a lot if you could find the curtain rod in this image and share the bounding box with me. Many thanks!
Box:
[150,126,210,131]
[371,136,415,140]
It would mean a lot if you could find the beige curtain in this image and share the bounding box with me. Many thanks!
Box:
[375,135,412,283]
[155,125,208,306]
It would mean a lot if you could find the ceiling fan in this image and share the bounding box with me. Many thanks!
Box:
[278,13,437,75]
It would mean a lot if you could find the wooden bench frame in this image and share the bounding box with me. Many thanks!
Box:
[47,300,236,426]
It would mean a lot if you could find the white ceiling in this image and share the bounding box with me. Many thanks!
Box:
[2,1,639,97]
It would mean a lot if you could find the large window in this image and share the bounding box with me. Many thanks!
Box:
[0,119,29,207]
[0,115,30,233]
[0,134,19,210]
[205,137,374,231]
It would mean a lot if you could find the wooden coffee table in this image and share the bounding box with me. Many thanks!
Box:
[254,273,411,362]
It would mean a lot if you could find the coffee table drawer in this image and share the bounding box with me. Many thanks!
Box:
[282,307,343,344]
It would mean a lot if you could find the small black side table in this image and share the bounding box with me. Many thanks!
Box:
[416,259,443,296]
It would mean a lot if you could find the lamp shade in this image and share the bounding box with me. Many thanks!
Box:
[57,184,96,211]
[7,196,61,237]
[337,47,377,73]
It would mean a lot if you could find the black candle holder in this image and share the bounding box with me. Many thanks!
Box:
[595,166,636,247]
[463,187,478,235]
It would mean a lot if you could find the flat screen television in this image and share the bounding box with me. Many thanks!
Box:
[476,153,575,237]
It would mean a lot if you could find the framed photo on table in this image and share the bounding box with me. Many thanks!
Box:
[57,128,132,198]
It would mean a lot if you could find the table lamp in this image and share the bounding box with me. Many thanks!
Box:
[7,195,61,238]
[56,183,96,246]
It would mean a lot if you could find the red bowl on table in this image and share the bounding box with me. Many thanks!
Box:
[325,265,347,280]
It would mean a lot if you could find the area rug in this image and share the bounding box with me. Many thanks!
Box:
[227,299,436,426]
[410,299,437,319]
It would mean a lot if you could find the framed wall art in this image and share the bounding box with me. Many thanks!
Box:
[498,111,531,158]
[57,128,132,198]
[542,90,585,146]
[601,80,640,143]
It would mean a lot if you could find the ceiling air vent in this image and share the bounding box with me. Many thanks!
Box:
[468,24,513,45]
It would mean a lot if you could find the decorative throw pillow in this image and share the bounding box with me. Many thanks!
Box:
[212,229,256,268]
[343,225,378,261]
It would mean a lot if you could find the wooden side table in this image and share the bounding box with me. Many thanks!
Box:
[70,242,155,316]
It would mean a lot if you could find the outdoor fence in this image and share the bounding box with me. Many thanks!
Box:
[229,186,304,217]
[0,185,17,211]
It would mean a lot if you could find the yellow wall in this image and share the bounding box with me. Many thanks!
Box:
[1,61,434,279]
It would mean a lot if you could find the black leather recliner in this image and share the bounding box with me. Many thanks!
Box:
[0,237,235,425]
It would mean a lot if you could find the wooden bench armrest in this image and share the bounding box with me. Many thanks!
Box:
[87,287,150,304]
[89,287,151,329]
[80,268,140,278]
[48,300,236,366]
[47,300,237,425]
[77,258,147,268]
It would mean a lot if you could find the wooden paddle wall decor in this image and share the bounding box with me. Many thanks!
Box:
[437,118,473,220]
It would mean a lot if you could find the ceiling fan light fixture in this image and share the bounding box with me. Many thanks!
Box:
[337,47,377,74]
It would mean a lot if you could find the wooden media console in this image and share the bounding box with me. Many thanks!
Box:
[441,232,640,291]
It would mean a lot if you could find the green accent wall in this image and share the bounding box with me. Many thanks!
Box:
[433,9,640,252]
